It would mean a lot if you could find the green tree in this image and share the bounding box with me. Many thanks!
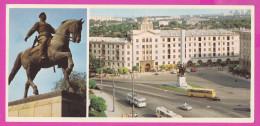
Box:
[195,63,200,67]
[120,67,129,73]
[89,53,105,74]
[132,66,139,71]
[159,65,166,70]
[168,64,174,69]
[96,68,104,74]
[91,97,107,117]
[107,68,116,74]
[53,71,86,101]
[89,79,96,89]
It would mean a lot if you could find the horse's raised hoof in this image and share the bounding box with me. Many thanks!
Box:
[34,89,39,95]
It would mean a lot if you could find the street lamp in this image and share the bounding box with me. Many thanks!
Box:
[232,47,235,75]
[99,56,105,93]
[112,65,116,112]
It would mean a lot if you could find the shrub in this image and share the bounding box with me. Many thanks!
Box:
[195,63,200,67]
[168,64,174,69]
[119,67,129,73]
[96,68,103,74]
[91,97,107,117]
[132,66,139,71]
[159,65,166,70]
[89,79,96,89]
[108,68,116,74]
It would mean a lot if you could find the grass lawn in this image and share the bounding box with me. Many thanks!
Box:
[153,85,187,93]
[89,110,107,117]
[187,82,203,88]
[153,82,203,94]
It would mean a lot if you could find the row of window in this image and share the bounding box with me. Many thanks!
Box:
[135,36,235,43]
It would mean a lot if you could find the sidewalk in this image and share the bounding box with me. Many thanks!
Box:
[92,89,124,117]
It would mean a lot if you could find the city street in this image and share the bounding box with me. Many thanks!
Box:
[92,67,251,118]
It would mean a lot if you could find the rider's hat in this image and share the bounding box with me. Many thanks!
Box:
[39,12,46,18]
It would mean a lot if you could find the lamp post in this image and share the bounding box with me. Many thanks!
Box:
[232,47,235,75]
[99,56,105,93]
[112,65,116,112]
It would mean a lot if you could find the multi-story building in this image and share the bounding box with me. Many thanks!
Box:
[239,30,251,73]
[89,17,240,72]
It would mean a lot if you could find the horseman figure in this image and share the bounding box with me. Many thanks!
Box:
[9,12,84,98]
[25,12,55,60]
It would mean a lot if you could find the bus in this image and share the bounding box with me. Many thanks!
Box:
[156,107,182,118]
[187,88,216,98]
[127,92,146,107]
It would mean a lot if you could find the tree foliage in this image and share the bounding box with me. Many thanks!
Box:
[159,65,166,69]
[132,65,140,71]
[89,52,105,74]
[168,64,174,69]
[96,68,104,74]
[119,67,129,73]
[91,97,107,117]
[89,79,96,89]
[53,71,86,101]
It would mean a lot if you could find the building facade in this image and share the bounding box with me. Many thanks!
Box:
[89,17,240,72]
[239,30,251,73]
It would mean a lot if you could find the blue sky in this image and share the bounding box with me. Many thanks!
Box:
[90,8,248,17]
[8,8,87,102]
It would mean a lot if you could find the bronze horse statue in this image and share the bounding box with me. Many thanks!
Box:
[8,19,84,98]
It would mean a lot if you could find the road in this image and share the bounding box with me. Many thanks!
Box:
[93,67,251,118]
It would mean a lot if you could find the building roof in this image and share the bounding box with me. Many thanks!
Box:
[160,29,236,37]
[89,37,129,43]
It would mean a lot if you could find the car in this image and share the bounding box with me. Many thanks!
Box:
[171,70,177,74]
[155,72,159,75]
[191,69,197,72]
[209,96,221,101]
[179,103,192,111]
[186,69,191,73]
[95,85,103,90]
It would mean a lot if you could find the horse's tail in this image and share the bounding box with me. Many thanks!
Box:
[8,52,22,85]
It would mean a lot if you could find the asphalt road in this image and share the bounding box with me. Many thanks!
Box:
[93,67,251,118]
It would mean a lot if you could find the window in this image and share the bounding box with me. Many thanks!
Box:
[223,42,225,45]
[127,51,130,55]
[213,37,216,41]
[136,57,139,60]
[155,50,158,54]
[173,49,175,53]
[162,50,165,53]
[178,49,180,52]
[136,45,139,49]
[178,55,180,58]
[208,48,211,51]
[155,56,158,60]
[204,43,206,46]
[218,37,220,40]
[227,36,230,40]
[204,37,206,40]
[122,57,124,61]
[173,44,175,47]
[136,51,139,55]
[198,37,201,41]
[194,37,196,41]
[194,54,196,57]
[163,38,165,42]
[136,39,139,42]
[167,38,171,42]
[122,51,124,54]
[127,45,130,49]
[173,38,176,41]
[194,43,196,46]
[204,48,206,51]
[146,38,148,42]
[127,57,130,61]
[163,44,165,47]
[178,38,180,41]
[128,63,130,67]
[155,44,158,48]
[194,49,196,52]
[173,55,175,58]
[189,43,191,46]
[155,39,158,42]
[168,55,171,59]
[150,38,152,42]
[162,56,165,59]
[142,38,145,42]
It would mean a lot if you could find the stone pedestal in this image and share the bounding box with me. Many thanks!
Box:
[176,76,188,87]
[8,90,86,117]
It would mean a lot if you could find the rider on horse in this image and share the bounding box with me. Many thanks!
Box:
[24,12,55,60]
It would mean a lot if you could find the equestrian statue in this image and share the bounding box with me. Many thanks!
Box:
[8,12,85,98]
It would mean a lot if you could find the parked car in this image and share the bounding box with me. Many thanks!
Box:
[186,69,191,73]
[171,70,177,74]
[95,85,103,90]
[179,103,192,111]
[155,72,159,75]
[209,96,221,101]
[191,69,197,72]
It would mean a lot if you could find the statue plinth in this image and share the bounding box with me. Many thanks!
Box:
[176,76,188,87]
[8,90,86,117]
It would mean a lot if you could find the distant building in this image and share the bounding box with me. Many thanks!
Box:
[159,21,169,26]
[239,30,251,73]
[90,16,123,21]
[89,17,240,72]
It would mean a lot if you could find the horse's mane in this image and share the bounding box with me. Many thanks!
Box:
[58,19,78,29]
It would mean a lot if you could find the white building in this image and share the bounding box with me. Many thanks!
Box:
[89,17,240,72]
[239,30,251,73]
[90,16,123,21]
[159,21,169,26]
